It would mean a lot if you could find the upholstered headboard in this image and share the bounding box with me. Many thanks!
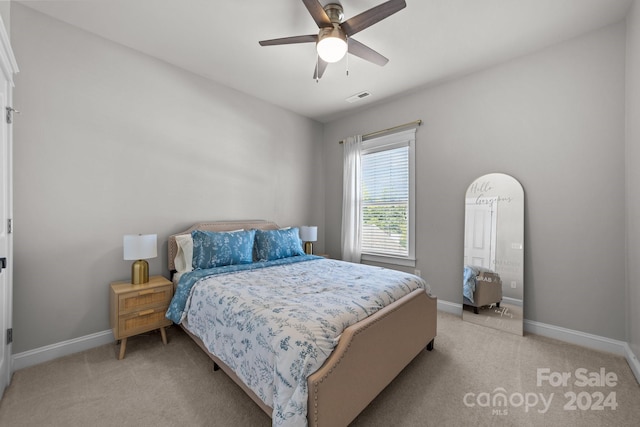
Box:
[167,220,280,272]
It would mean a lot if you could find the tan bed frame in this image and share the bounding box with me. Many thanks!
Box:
[168,220,438,427]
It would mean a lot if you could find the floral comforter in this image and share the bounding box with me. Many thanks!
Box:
[166,256,429,427]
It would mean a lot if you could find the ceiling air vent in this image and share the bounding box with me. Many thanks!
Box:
[346,91,372,103]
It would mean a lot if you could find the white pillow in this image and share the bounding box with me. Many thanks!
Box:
[174,234,193,273]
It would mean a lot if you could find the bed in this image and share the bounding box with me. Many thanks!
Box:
[463,265,502,314]
[166,220,437,427]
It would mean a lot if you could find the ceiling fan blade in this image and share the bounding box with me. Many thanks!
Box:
[302,0,332,28]
[348,38,388,66]
[341,0,406,36]
[259,34,318,46]
[313,58,329,80]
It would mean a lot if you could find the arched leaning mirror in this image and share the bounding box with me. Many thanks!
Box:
[463,173,524,335]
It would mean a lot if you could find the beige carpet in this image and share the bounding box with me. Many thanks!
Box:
[1,311,638,426]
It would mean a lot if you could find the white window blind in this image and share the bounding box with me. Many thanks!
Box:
[361,146,409,256]
[359,128,416,265]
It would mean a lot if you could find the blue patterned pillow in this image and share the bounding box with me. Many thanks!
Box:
[191,229,256,269]
[254,228,305,261]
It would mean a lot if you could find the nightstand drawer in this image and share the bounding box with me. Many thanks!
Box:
[118,306,171,338]
[118,284,172,314]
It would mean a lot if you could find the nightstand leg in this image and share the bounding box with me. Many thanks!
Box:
[160,327,167,345]
[118,337,127,360]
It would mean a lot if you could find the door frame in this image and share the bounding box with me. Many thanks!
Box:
[0,13,19,399]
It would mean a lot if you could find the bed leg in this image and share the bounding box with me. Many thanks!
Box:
[426,339,434,351]
[213,362,220,372]
[474,307,479,314]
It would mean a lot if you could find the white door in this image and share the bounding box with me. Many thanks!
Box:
[0,16,18,399]
[464,197,497,268]
[0,86,10,399]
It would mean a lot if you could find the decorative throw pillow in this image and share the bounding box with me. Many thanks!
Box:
[254,227,305,261]
[191,229,256,269]
[174,234,194,273]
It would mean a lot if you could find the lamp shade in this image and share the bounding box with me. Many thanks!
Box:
[123,234,157,260]
[299,226,318,242]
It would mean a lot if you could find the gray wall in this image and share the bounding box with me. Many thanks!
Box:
[11,4,324,353]
[0,1,9,36]
[9,2,635,354]
[626,1,640,358]
[323,23,627,340]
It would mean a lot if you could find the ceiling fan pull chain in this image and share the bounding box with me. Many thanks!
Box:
[346,41,349,76]
[316,54,320,83]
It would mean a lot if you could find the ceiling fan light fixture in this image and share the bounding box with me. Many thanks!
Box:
[316,26,347,63]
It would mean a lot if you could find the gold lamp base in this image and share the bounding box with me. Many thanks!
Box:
[304,241,314,255]
[131,259,149,284]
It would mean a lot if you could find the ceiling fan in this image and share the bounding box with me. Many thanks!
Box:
[259,0,407,80]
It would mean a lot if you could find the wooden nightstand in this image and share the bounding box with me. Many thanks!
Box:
[109,275,173,360]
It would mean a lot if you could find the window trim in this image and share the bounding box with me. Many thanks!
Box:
[359,128,416,267]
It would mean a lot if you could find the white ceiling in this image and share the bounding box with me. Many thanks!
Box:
[18,0,633,123]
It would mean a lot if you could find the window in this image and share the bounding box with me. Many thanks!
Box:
[360,129,416,266]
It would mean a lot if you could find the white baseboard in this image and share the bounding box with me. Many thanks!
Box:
[523,319,627,356]
[524,319,640,385]
[12,329,114,372]
[437,299,640,385]
[623,342,640,383]
[438,298,522,312]
[502,296,523,307]
[437,299,462,315]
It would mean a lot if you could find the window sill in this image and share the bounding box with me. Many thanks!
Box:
[361,254,416,268]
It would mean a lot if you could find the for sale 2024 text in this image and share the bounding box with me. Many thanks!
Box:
[537,368,618,411]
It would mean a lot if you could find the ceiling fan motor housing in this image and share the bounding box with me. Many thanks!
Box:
[324,3,344,24]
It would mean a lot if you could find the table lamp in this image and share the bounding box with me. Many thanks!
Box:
[123,234,157,284]
[299,226,318,255]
